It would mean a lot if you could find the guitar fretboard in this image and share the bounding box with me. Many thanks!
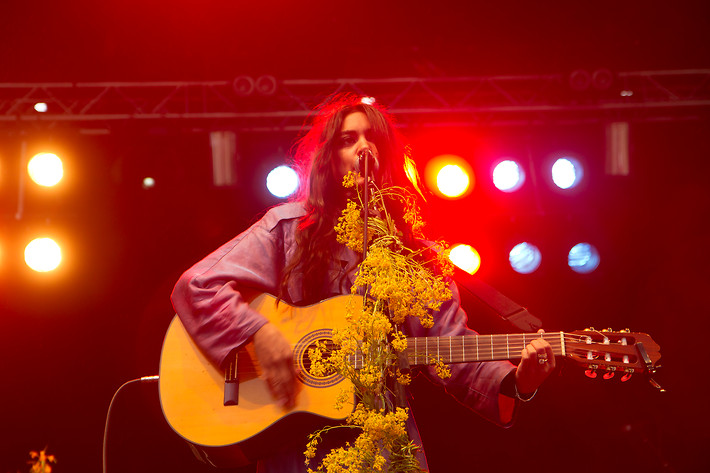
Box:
[348,332,567,369]
[406,332,566,366]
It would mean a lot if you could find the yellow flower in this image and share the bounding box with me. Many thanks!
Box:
[342,171,358,189]
[308,178,454,473]
[396,369,412,386]
[391,331,408,352]
[431,355,452,379]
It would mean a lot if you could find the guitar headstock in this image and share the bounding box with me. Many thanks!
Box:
[565,328,662,380]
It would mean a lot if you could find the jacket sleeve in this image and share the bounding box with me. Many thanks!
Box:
[406,282,517,427]
[170,207,294,367]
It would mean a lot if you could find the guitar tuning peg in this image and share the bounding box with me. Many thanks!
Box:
[585,369,598,379]
[620,372,632,382]
[603,371,615,380]
[621,328,630,333]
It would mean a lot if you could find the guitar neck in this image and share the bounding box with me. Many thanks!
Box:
[404,332,566,366]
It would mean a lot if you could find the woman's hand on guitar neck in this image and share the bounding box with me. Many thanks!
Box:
[515,329,556,396]
[253,322,297,409]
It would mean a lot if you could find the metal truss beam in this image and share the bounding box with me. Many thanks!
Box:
[0,70,708,131]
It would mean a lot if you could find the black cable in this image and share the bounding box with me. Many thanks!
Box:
[102,375,159,473]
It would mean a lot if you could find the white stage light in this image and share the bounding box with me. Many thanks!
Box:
[266,165,299,198]
[509,242,542,274]
[492,159,525,192]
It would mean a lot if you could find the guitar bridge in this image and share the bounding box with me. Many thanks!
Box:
[224,351,239,406]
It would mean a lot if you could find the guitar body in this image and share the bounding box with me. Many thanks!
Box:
[158,294,358,467]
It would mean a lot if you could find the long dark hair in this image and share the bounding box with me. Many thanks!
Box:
[281,94,423,303]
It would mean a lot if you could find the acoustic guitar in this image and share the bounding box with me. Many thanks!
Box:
[158,293,661,467]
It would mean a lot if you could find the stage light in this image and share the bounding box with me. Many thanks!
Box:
[28,153,63,187]
[449,244,481,275]
[34,102,48,113]
[568,242,600,274]
[551,157,583,189]
[437,164,470,198]
[425,154,474,199]
[24,237,62,272]
[361,96,376,105]
[233,76,255,96]
[142,177,156,189]
[492,159,525,192]
[266,165,299,198]
[255,75,277,96]
[509,242,541,274]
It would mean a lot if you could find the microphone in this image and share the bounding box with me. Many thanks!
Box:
[356,149,379,176]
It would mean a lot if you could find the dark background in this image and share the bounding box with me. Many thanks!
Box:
[1,1,709,472]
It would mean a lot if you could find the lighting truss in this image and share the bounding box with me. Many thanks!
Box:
[0,69,708,131]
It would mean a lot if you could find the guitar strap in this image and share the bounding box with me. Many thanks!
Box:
[453,267,542,332]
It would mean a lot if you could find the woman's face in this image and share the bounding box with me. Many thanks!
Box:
[334,111,379,181]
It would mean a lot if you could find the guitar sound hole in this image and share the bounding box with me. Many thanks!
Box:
[301,340,338,378]
[294,329,344,388]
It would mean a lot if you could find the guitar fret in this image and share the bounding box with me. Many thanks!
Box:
[414,338,418,365]
[489,335,501,360]
[449,336,452,363]
[559,332,566,356]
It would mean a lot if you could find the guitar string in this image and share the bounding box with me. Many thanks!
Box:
[229,333,637,374]
[277,333,621,348]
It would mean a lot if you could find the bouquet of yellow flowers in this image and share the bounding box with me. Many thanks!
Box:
[305,172,454,473]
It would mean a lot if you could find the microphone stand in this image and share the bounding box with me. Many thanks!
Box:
[361,150,370,260]
[358,150,409,409]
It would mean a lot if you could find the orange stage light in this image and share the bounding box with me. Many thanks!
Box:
[424,154,474,200]
[449,244,481,275]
